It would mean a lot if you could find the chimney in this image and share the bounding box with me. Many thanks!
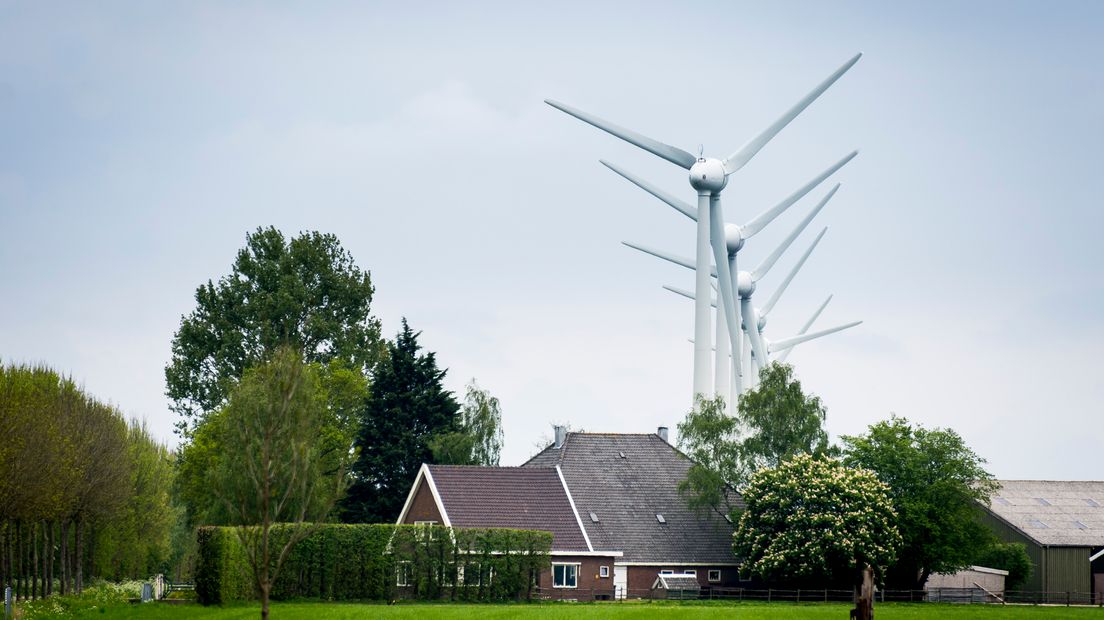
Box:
[657,426,669,443]
[553,425,567,449]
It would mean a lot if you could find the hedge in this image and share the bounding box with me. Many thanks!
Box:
[195,524,552,604]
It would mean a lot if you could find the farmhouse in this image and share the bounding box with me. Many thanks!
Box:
[977,480,1104,603]
[397,427,743,598]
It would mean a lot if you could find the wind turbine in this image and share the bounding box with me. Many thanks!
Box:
[547,53,861,401]
[624,182,837,398]
[601,152,855,404]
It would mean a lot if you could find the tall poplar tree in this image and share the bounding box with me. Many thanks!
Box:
[341,319,460,523]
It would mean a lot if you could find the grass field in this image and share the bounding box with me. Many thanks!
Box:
[68,601,1104,619]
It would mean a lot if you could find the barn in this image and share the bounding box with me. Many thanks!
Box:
[977,480,1104,603]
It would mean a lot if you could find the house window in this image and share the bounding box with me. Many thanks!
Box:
[659,570,674,575]
[682,570,697,576]
[396,562,412,586]
[708,570,721,582]
[414,520,437,540]
[553,563,579,588]
[599,566,610,578]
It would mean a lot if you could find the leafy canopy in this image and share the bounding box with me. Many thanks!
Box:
[430,379,505,466]
[342,319,460,523]
[677,364,834,518]
[738,363,834,471]
[733,454,901,586]
[166,226,381,434]
[841,416,997,589]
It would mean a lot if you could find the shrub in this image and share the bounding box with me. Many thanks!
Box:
[195,523,551,604]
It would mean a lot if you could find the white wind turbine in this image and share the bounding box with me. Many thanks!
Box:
[624,182,838,397]
[547,53,861,401]
[601,151,856,404]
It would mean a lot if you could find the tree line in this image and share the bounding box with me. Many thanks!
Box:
[0,363,175,600]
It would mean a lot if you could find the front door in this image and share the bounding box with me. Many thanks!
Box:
[614,565,627,599]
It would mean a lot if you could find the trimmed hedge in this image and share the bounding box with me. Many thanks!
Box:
[195,524,551,604]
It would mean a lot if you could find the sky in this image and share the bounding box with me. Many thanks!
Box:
[1,1,1102,478]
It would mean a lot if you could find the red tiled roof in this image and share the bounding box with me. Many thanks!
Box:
[427,465,590,552]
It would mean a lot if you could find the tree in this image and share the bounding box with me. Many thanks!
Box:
[206,347,351,620]
[176,359,366,527]
[677,395,747,518]
[738,363,834,471]
[342,319,460,523]
[676,365,834,518]
[430,379,504,466]
[732,454,901,587]
[972,542,1032,591]
[165,226,382,434]
[841,416,998,589]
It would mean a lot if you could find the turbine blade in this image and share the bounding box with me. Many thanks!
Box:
[741,152,856,237]
[545,99,697,169]
[769,320,862,353]
[752,184,838,282]
[776,294,832,363]
[601,160,697,221]
[622,241,717,277]
[741,298,770,370]
[721,53,862,175]
[760,227,828,315]
[663,285,717,308]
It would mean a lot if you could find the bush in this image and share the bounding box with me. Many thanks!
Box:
[195,523,551,604]
[972,542,1032,591]
[17,581,134,619]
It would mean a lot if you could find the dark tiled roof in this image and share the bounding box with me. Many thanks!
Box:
[427,465,590,552]
[524,433,740,563]
[984,480,1104,547]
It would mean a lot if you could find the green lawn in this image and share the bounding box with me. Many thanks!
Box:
[73,602,1104,620]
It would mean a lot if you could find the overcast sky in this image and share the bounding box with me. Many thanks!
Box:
[2,1,1102,478]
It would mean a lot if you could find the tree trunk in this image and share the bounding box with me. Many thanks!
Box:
[59,520,69,595]
[75,518,84,594]
[32,521,39,599]
[261,583,270,620]
[851,564,874,620]
[47,522,54,596]
[16,521,23,601]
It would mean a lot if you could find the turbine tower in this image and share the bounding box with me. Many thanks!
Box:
[547,53,861,401]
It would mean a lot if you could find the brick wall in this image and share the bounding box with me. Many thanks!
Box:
[538,555,619,599]
[401,477,443,524]
[626,564,743,591]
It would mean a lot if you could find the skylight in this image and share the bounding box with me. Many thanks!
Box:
[1034,498,1051,506]
[589,512,599,523]
[1086,498,1101,508]
[656,514,666,524]
[995,497,1012,506]
[724,514,733,524]
[1073,520,1088,530]
[1027,519,1049,529]
[618,451,626,459]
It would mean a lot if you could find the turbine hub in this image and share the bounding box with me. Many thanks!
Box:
[724,223,744,254]
[737,271,755,297]
[688,158,728,192]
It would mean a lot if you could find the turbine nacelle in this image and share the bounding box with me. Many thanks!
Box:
[725,223,744,254]
[737,271,755,298]
[688,158,728,193]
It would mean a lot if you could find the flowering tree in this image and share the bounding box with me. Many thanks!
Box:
[733,454,901,586]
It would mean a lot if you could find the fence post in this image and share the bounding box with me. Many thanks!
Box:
[4,586,11,619]
[1067,591,1071,607]
[796,588,800,602]
[768,588,772,602]
[824,588,828,603]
